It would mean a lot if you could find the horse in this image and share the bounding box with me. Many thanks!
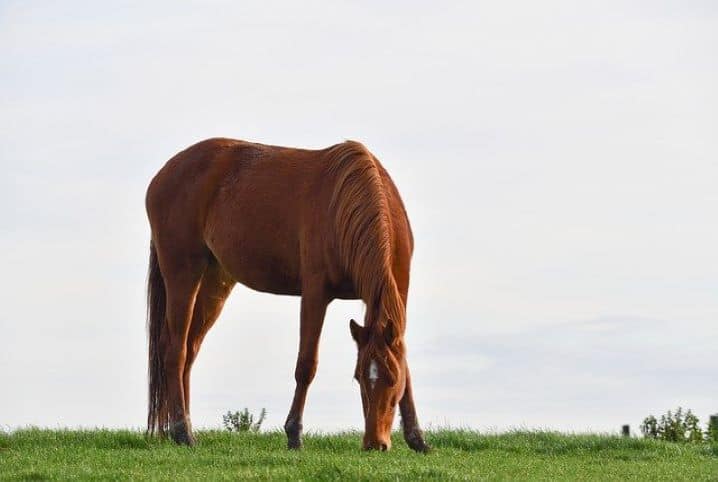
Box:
[145,137,428,452]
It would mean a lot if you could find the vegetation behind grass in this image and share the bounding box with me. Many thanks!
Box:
[1,429,716,481]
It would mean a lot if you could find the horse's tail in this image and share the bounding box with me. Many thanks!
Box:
[146,241,168,436]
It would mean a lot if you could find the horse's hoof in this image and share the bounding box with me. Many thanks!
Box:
[284,418,303,450]
[406,435,430,453]
[169,420,195,447]
[287,437,303,450]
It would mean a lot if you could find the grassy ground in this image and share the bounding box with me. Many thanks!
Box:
[1,429,716,481]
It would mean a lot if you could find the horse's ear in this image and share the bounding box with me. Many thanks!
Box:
[383,322,396,346]
[349,319,368,347]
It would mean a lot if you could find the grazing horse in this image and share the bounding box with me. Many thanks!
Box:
[145,138,428,452]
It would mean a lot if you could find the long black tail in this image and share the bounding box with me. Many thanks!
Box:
[147,242,168,436]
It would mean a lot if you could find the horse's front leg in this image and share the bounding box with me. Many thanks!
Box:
[400,365,430,453]
[284,285,328,449]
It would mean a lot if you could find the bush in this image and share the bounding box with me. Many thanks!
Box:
[640,407,704,442]
[640,415,658,439]
[223,408,266,433]
[708,415,718,443]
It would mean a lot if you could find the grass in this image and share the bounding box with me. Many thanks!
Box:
[0,429,716,481]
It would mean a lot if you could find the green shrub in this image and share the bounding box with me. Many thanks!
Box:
[707,415,718,443]
[640,407,704,443]
[222,408,266,433]
[640,415,658,439]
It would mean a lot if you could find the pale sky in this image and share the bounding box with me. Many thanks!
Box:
[1,1,716,435]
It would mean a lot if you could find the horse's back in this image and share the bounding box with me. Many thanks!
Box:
[147,138,328,230]
[146,138,334,295]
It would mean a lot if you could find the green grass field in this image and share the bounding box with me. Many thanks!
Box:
[1,429,716,481]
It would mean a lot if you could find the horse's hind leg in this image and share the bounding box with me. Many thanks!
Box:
[157,247,208,446]
[183,259,234,415]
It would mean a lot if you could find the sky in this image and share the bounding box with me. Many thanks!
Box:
[1,1,716,435]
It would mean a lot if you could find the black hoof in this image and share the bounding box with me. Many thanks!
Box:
[405,433,430,453]
[287,436,303,450]
[284,419,303,450]
[169,420,196,447]
[409,439,430,453]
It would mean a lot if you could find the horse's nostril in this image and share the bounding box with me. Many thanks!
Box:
[380,443,388,451]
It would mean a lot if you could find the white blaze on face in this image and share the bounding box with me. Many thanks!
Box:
[368,359,379,390]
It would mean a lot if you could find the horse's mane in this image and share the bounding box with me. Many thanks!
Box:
[326,141,406,367]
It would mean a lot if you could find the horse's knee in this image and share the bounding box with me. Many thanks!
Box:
[294,358,317,385]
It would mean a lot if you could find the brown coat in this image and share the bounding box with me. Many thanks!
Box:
[145,138,427,451]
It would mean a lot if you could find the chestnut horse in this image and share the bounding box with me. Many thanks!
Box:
[145,138,427,452]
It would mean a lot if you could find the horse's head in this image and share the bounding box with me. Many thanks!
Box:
[349,319,406,451]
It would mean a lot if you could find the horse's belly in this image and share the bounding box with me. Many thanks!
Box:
[205,224,302,296]
[226,251,302,295]
[203,163,313,296]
